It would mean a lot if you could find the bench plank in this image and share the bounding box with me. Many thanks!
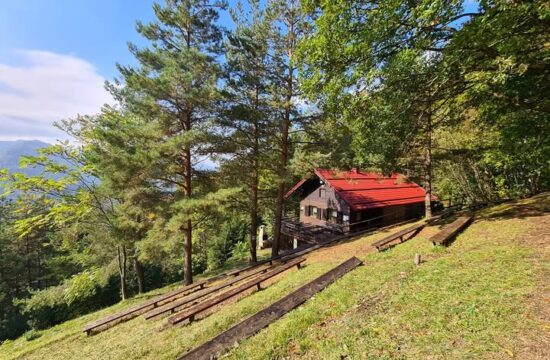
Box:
[83,258,277,335]
[168,257,305,325]
[429,216,473,246]
[177,256,362,360]
[371,223,425,251]
[83,279,209,335]
[143,263,275,320]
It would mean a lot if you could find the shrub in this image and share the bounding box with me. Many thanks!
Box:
[207,217,249,270]
[23,329,41,341]
[231,241,249,260]
[16,268,119,330]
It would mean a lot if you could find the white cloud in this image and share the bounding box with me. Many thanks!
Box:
[0,50,112,143]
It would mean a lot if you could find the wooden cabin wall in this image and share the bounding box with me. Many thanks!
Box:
[299,185,350,228]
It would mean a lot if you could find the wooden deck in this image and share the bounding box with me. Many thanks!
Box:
[177,257,363,360]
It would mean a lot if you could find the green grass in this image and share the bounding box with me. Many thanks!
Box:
[1,194,548,360]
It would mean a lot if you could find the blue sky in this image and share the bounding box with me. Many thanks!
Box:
[0,0,478,143]
[0,0,155,142]
[0,0,237,143]
[0,0,236,79]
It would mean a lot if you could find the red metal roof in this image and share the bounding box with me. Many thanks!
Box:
[284,178,307,198]
[287,168,427,210]
[315,169,426,210]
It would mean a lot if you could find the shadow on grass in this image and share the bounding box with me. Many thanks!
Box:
[477,192,550,222]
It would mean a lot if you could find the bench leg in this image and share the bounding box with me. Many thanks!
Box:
[189,315,195,323]
[296,263,302,270]
[256,283,262,291]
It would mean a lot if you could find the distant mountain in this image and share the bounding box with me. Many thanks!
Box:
[0,140,50,176]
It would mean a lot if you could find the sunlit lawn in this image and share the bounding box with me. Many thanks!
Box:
[1,194,548,360]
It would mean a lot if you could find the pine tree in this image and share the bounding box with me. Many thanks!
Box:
[111,0,227,285]
[268,0,306,256]
[217,0,273,263]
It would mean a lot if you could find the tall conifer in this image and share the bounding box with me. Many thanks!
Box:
[218,0,273,263]
[112,0,227,285]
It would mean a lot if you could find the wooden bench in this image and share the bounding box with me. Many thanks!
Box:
[83,278,210,335]
[143,263,276,320]
[427,207,456,224]
[143,254,305,320]
[429,215,473,246]
[83,257,278,335]
[168,257,305,325]
[177,256,362,360]
[225,257,276,277]
[371,223,426,251]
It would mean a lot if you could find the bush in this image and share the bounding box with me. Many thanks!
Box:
[0,301,28,341]
[16,285,69,329]
[207,217,249,270]
[23,329,41,341]
[231,241,249,260]
[16,269,119,330]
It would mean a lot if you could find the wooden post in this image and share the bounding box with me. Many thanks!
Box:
[414,253,421,266]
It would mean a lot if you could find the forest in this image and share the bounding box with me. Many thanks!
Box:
[0,0,548,342]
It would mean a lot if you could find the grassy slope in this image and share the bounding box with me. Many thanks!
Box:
[1,194,548,360]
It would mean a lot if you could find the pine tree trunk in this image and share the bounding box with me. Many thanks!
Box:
[273,116,289,257]
[183,110,193,286]
[249,84,260,263]
[250,163,259,263]
[273,3,296,258]
[181,18,194,286]
[424,109,433,219]
[117,245,128,300]
[133,257,145,294]
[26,235,31,289]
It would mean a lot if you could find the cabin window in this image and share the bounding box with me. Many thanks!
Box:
[327,208,338,222]
[311,206,318,218]
[319,188,326,198]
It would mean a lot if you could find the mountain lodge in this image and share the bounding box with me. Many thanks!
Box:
[282,168,431,246]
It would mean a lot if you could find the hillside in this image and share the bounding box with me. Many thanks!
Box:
[0,140,50,176]
[1,194,548,359]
